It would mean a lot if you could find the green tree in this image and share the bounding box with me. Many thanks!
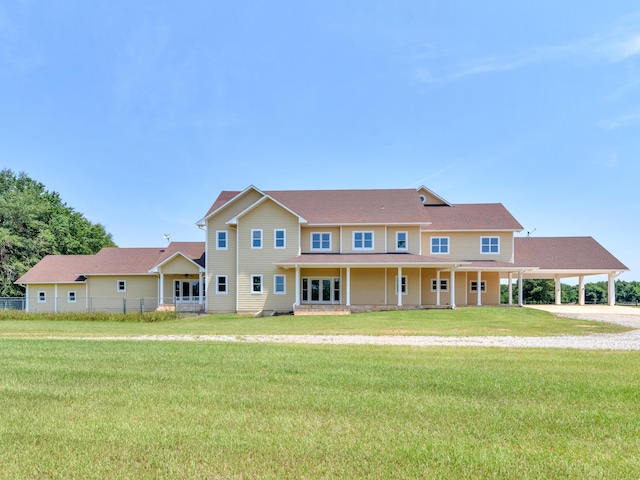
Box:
[0,169,116,297]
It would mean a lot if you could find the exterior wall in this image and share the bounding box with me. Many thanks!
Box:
[161,274,201,304]
[350,268,386,305]
[421,269,454,306]
[385,267,420,306]
[236,198,300,313]
[464,271,501,306]
[87,275,158,311]
[27,284,59,313]
[386,227,421,254]
[341,226,387,254]
[160,256,200,275]
[421,231,514,263]
[300,226,341,253]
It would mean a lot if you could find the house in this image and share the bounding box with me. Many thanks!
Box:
[17,185,628,314]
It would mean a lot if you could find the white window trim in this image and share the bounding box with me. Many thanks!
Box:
[216,230,228,250]
[470,281,487,293]
[117,280,126,293]
[395,275,408,295]
[251,229,263,249]
[353,231,374,251]
[274,274,286,294]
[396,231,408,251]
[216,275,228,295]
[68,291,77,303]
[431,279,449,292]
[311,232,332,252]
[38,291,46,303]
[251,274,263,294]
[430,236,450,255]
[480,236,500,255]
[274,229,286,249]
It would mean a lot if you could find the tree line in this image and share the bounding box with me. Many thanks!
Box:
[0,169,116,297]
[501,279,640,305]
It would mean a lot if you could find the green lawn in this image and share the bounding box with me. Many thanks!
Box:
[1,339,639,479]
[0,307,630,338]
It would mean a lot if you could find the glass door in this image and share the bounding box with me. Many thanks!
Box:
[304,278,339,304]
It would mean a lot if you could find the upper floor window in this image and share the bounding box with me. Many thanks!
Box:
[481,236,500,254]
[311,232,331,251]
[274,229,286,249]
[251,229,263,249]
[431,237,449,254]
[216,231,227,250]
[353,231,373,250]
[396,232,408,251]
[117,280,126,292]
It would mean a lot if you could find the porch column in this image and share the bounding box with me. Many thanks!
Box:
[555,276,562,305]
[436,270,441,307]
[397,266,403,307]
[295,266,300,306]
[510,273,516,305]
[346,267,351,306]
[198,272,203,305]
[450,269,456,309]
[608,272,616,306]
[159,272,165,305]
[518,272,524,307]
[578,275,585,306]
[477,271,482,306]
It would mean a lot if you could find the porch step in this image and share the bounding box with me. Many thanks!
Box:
[294,305,351,316]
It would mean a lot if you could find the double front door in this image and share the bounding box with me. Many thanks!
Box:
[174,280,201,303]
[302,278,340,304]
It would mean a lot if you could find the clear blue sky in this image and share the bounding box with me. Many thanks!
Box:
[1,2,638,281]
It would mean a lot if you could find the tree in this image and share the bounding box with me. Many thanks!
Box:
[0,169,116,297]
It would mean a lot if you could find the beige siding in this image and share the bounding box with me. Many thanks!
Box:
[386,227,421,254]
[300,226,340,253]
[236,198,300,313]
[454,271,467,306]
[28,284,57,313]
[464,271,501,306]
[342,226,386,254]
[350,268,386,305]
[421,269,454,306]
[422,231,514,263]
[161,256,201,275]
[385,268,420,306]
[87,276,158,311]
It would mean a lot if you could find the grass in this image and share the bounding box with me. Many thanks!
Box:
[1,339,639,479]
[0,307,631,338]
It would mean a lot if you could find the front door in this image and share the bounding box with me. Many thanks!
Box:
[174,280,200,303]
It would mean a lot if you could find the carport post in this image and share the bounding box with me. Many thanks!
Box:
[608,272,616,306]
[518,272,524,307]
[555,276,562,305]
[508,273,513,306]
[579,276,585,306]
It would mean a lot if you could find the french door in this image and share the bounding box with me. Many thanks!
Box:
[302,278,340,304]
[174,280,200,303]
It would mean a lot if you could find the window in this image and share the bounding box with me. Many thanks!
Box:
[251,274,263,294]
[216,231,227,250]
[117,280,126,292]
[481,236,500,254]
[38,291,46,303]
[274,275,286,294]
[395,276,407,295]
[396,231,408,251]
[68,291,77,303]
[216,275,228,294]
[311,232,331,251]
[431,279,449,292]
[431,237,449,254]
[470,281,487,293]
[274,229,286,249]
[353,231,373,250]
[251,229,263,249]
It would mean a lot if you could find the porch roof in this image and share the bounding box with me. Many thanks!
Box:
[275,253,470,268]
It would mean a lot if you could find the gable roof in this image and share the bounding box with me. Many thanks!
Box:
[16,242,206,284]
[514,237,628,272]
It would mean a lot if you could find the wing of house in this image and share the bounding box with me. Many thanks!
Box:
[17,184,628,314]
[16,242,205,313]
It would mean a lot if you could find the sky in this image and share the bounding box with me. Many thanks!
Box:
[1,1,638,282]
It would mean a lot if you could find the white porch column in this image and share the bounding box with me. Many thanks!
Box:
[346,267,351,306]
[518,272,524,307]
[295,266,300,306]
[397,266,403,307]
[578,275,585,306]
[450,270,456,309]
[477,271,482,306]
[436,270,441,307]
[555,276,562,305]
[159,272,165,305]
[608,272,616,306]
[508,273,513,306]
[198,272,203,305]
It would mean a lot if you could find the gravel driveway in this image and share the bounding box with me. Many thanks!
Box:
[97,305,640,351]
